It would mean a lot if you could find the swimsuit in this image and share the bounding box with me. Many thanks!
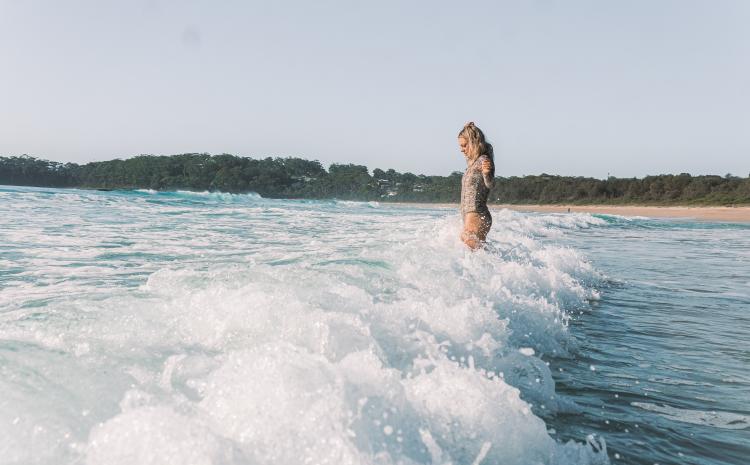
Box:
[461,155,494,221]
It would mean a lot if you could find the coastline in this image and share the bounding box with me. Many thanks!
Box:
[385,202,750,222]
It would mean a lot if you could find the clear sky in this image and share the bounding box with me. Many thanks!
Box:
[1,0,748,178]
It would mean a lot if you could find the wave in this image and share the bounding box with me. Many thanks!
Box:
[335,199,381,208]
[174,190,261,198]
[123,189,265,206]
[0,196,610,464]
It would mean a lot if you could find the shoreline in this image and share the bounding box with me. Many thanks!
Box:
[385,203,750,222]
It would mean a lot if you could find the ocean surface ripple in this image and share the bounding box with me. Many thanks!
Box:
[1,186,748,465]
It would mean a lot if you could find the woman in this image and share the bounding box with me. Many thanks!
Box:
[458,122,495,249]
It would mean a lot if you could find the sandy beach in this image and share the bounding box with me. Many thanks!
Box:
[388,203,750,222]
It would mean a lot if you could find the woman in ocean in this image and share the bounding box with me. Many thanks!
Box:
[458,122,495,249]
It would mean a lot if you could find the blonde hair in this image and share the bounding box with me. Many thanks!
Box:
[458,122,495,176]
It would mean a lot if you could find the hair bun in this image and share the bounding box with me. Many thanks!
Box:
[465,121,475,127]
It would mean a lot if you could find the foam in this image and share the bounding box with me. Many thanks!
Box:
[86,406,240,465]
[173,190,263,201]
[0,189,610,464]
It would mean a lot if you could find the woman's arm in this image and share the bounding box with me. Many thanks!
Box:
[480,156,494,189]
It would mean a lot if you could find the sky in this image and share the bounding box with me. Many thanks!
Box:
[1,0,748,178]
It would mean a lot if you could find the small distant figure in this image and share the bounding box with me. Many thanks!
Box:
[568,207,571,213]
[458,122,495,249]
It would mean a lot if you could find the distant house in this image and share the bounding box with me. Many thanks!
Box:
[412,184,424,192]
[377,179,397,197]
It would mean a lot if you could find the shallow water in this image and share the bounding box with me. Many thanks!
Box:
[547,215,750,465]
[0,186,747,465]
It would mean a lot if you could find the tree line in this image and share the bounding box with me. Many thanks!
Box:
[1,153,749,205]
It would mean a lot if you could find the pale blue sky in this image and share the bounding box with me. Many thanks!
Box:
[1,0,748,177]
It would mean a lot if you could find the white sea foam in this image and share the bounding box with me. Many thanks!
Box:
[0,190,610,465]
[174,190,263,201]
[335,199,380,208]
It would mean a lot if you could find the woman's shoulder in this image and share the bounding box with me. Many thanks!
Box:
[474,154,491,166]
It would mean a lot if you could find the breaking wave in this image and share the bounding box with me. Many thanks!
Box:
[0,187,610,465]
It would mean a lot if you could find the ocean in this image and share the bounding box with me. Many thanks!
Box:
[1,186,748,465]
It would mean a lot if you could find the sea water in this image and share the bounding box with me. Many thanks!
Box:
[0,186,747,465]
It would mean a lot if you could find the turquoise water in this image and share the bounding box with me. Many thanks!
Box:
[0,186,747,465]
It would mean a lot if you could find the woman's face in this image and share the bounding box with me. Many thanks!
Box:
[458,137,469,157]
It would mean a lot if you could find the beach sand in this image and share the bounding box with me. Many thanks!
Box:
[387,203,750,222]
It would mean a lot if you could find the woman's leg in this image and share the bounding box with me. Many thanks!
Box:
[461,212,492,249]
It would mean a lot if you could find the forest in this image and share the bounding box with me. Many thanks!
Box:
[1,154,749,205]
